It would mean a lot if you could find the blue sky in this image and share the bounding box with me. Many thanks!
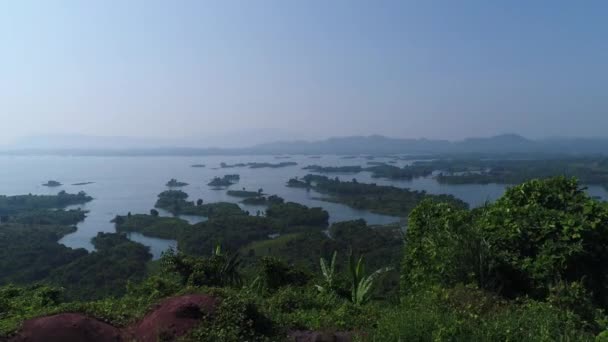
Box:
[1,1,607,145]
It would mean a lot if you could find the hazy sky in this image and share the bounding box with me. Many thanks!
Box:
[1,0,607,146]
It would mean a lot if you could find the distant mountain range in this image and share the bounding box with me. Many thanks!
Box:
[249,134,608,155]
[2,134,608,156]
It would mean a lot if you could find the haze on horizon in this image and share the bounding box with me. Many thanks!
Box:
[1,1,607,148]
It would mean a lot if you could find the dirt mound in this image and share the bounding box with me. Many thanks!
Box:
[9,294,220,342]
[131,294,219,342]
[288,330,353,342]
[9,313,123,342]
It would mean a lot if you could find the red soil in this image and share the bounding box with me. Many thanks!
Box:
[130,294,219,342]
[9,313,122,342]
[9,294,220,342]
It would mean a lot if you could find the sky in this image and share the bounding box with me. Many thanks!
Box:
[1,0,607,147]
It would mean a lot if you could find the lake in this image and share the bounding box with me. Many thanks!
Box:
[0,155,606,259]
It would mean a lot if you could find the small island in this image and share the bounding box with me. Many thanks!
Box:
[303,165,363,173]
[207,174,240,187]
[166,178,189,187]
[248,162,297,169]
[72,182,95,186]
[190,164,206,168]
[221,162,297,169]
[154,189,246,217]
[113,213,189,240]
[288,174,467,217]
[242,194,285,206]
[220,162,247,168]
[365,163,433,179]
[0,191,93,218]
[42,180,62,187]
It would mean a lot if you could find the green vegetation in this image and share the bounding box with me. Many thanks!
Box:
[366,163,433,179]
[242,195,285,206]
[47,232,152,300]
[266,202,329,227]
[166,178,188,187]
[179,216,280,256]
[248,162,297,168]
[0,218,150,301]
[208,174,240,187]
[0,191,92,219]
[155,189,246,217]
[4,177,608,340]
[303,162,435,180]
[191,164,206,168]
[71,181,94,185]
[9,208,87,225]
[409,157,608,188]
[288,174,467,217]
[42,180,62,187]
[114,214,189,239]
[0,224,87,284]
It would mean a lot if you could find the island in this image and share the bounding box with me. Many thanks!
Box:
[220,162,247,168]
[241,194,285,206]
[405,157,608,189]
[302,165,363,173]
[71,182,95,186]
[287,174,467,217]
[190,164,206,168]
[221,162,297,169]
[207,174,240,187]
[166,178,189,187]
[113,213,190,240]
[226,189,264,198]
[365,163,433,179]
[42,180,62,187]
[247,162,297,169]
[154,189,246,217]
[0,191,93,218]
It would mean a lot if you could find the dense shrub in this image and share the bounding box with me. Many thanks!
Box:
[402,177,608,311]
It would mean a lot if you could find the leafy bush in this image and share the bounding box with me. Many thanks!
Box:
[188,290,275,342]
[366,286,595,341]
[402,177,608,310]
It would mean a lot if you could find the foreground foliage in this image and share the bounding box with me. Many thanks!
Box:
[2,177,608,341]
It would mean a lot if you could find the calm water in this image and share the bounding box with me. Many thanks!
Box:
[0,155,606,259]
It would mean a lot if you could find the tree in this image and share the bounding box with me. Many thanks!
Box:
[113,215,125,225]
[401,177,608,310]
[197,199,203,206]
[150,209,159,217]
[161,246,242,287]
[400,200,475,295]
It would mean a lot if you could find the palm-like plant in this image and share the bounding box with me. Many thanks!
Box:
[349,251,393,305]
[315,251,338,293]
[213,243,242,286]
[220,252,243,286]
